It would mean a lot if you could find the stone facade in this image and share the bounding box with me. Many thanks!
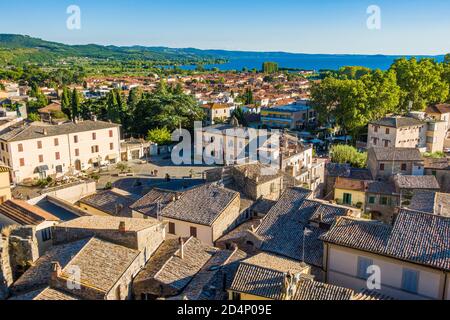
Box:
[52,222,165,253]
[212,195,242,242]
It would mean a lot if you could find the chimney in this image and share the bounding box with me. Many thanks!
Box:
[51,261,62,281]
[92,115,97,122]
[179,237,185,259]
[119,221,126,233]
[42,128,48,135]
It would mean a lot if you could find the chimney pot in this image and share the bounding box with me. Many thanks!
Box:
[42,128,48,135]
[51,261,62,281]
[179,237,185,259]
[119,221,126,233]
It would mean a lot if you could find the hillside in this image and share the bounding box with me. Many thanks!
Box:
[0,34,225,65]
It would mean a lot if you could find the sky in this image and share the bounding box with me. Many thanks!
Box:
[1,0,449,55]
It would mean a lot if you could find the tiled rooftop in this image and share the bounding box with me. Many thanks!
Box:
[161,183,239,226]
[393,175,440,190]
[56,216,160,232]
[409,190,450,217]
[321,209,450,271]
[80,189,138,217]
[370,147,422,162]
[256,188,348,267]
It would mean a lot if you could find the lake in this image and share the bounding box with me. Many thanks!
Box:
[179,54,445,72]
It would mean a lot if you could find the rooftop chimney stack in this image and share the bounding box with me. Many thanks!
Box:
[119,221,126,233]
[179,237,185,259]
[51,261,62,281]
[42,128,48,135]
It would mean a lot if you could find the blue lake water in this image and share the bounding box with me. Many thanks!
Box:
[179,54,444,71]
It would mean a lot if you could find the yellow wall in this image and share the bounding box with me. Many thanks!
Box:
[334,188,365,209]
[0,170,11,204]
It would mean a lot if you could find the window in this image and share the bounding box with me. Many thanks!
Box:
[38,155,44,163]
[91,146,99,153]
[18,144,23,152]
[55,152,60,160]
[402,269,419,293]
[110,143,114,150]
[368,196,376,204]
[37,141,42,149]
[380,197,388,205]
[343,193,352,205]
[56,165,63,173]
[54,138,59,146]
[357,257,373,280]
[374,126,378,133]
[385,128,390,134]
[92,132,97,140]
[74,135,79,143]
[109,130,113,138]
[379,163,385,171]
[168,222,176,235]
[190,226,197,238]
[231,292,241,301]
[384,140,389,148]
[0,143,3,151]
[75,149,80,157]
[41,228,52,242]
[19,158,25,167]
[401,163,407,171]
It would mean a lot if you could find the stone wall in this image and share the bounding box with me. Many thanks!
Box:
[0,226,39,300]
[0,235,13,300]
[9,226,40,279]
[52,223,164,252]
[212,195,242,242]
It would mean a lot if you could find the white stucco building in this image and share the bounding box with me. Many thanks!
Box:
[0,120,121,183]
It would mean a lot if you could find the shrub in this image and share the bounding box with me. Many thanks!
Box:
[330,145,367,168]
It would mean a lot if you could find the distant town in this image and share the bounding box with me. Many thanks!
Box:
[0,33,449,302]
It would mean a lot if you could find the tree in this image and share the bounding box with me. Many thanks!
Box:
[131,89,204,136]
[232,107,248,126]
[146,127,173,145]
[239,88,254,105]
[445,54,450,64]
[262,62,279,74]
[390,57,448,111]
[330,145,367,168]
[28,113,41,122]
[71,89,81,119]
[61,86,71,119]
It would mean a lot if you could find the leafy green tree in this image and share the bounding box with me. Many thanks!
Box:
[262,62,279,74]
[338,66,371,80]
[61,86,72,119]
[132,89,204,135]
[330,145,367,168]
[146,127,173,145]
[390,58,448,111]
[232,107,248,126]
[71,88,81,119]
[28,112,41,122]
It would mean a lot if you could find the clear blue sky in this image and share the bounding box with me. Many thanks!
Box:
[1,0,449,55]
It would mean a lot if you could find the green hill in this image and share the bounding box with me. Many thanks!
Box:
[0,34,224,65]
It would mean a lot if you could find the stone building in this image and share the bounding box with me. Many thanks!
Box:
[8,216,166,300]
[131,183,243,246]
[367,115,447,153]
[367,147,424,180]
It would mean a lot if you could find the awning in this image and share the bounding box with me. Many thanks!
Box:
[89,157,101,164]
[107,154,118,160]
[34,165,49,174]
